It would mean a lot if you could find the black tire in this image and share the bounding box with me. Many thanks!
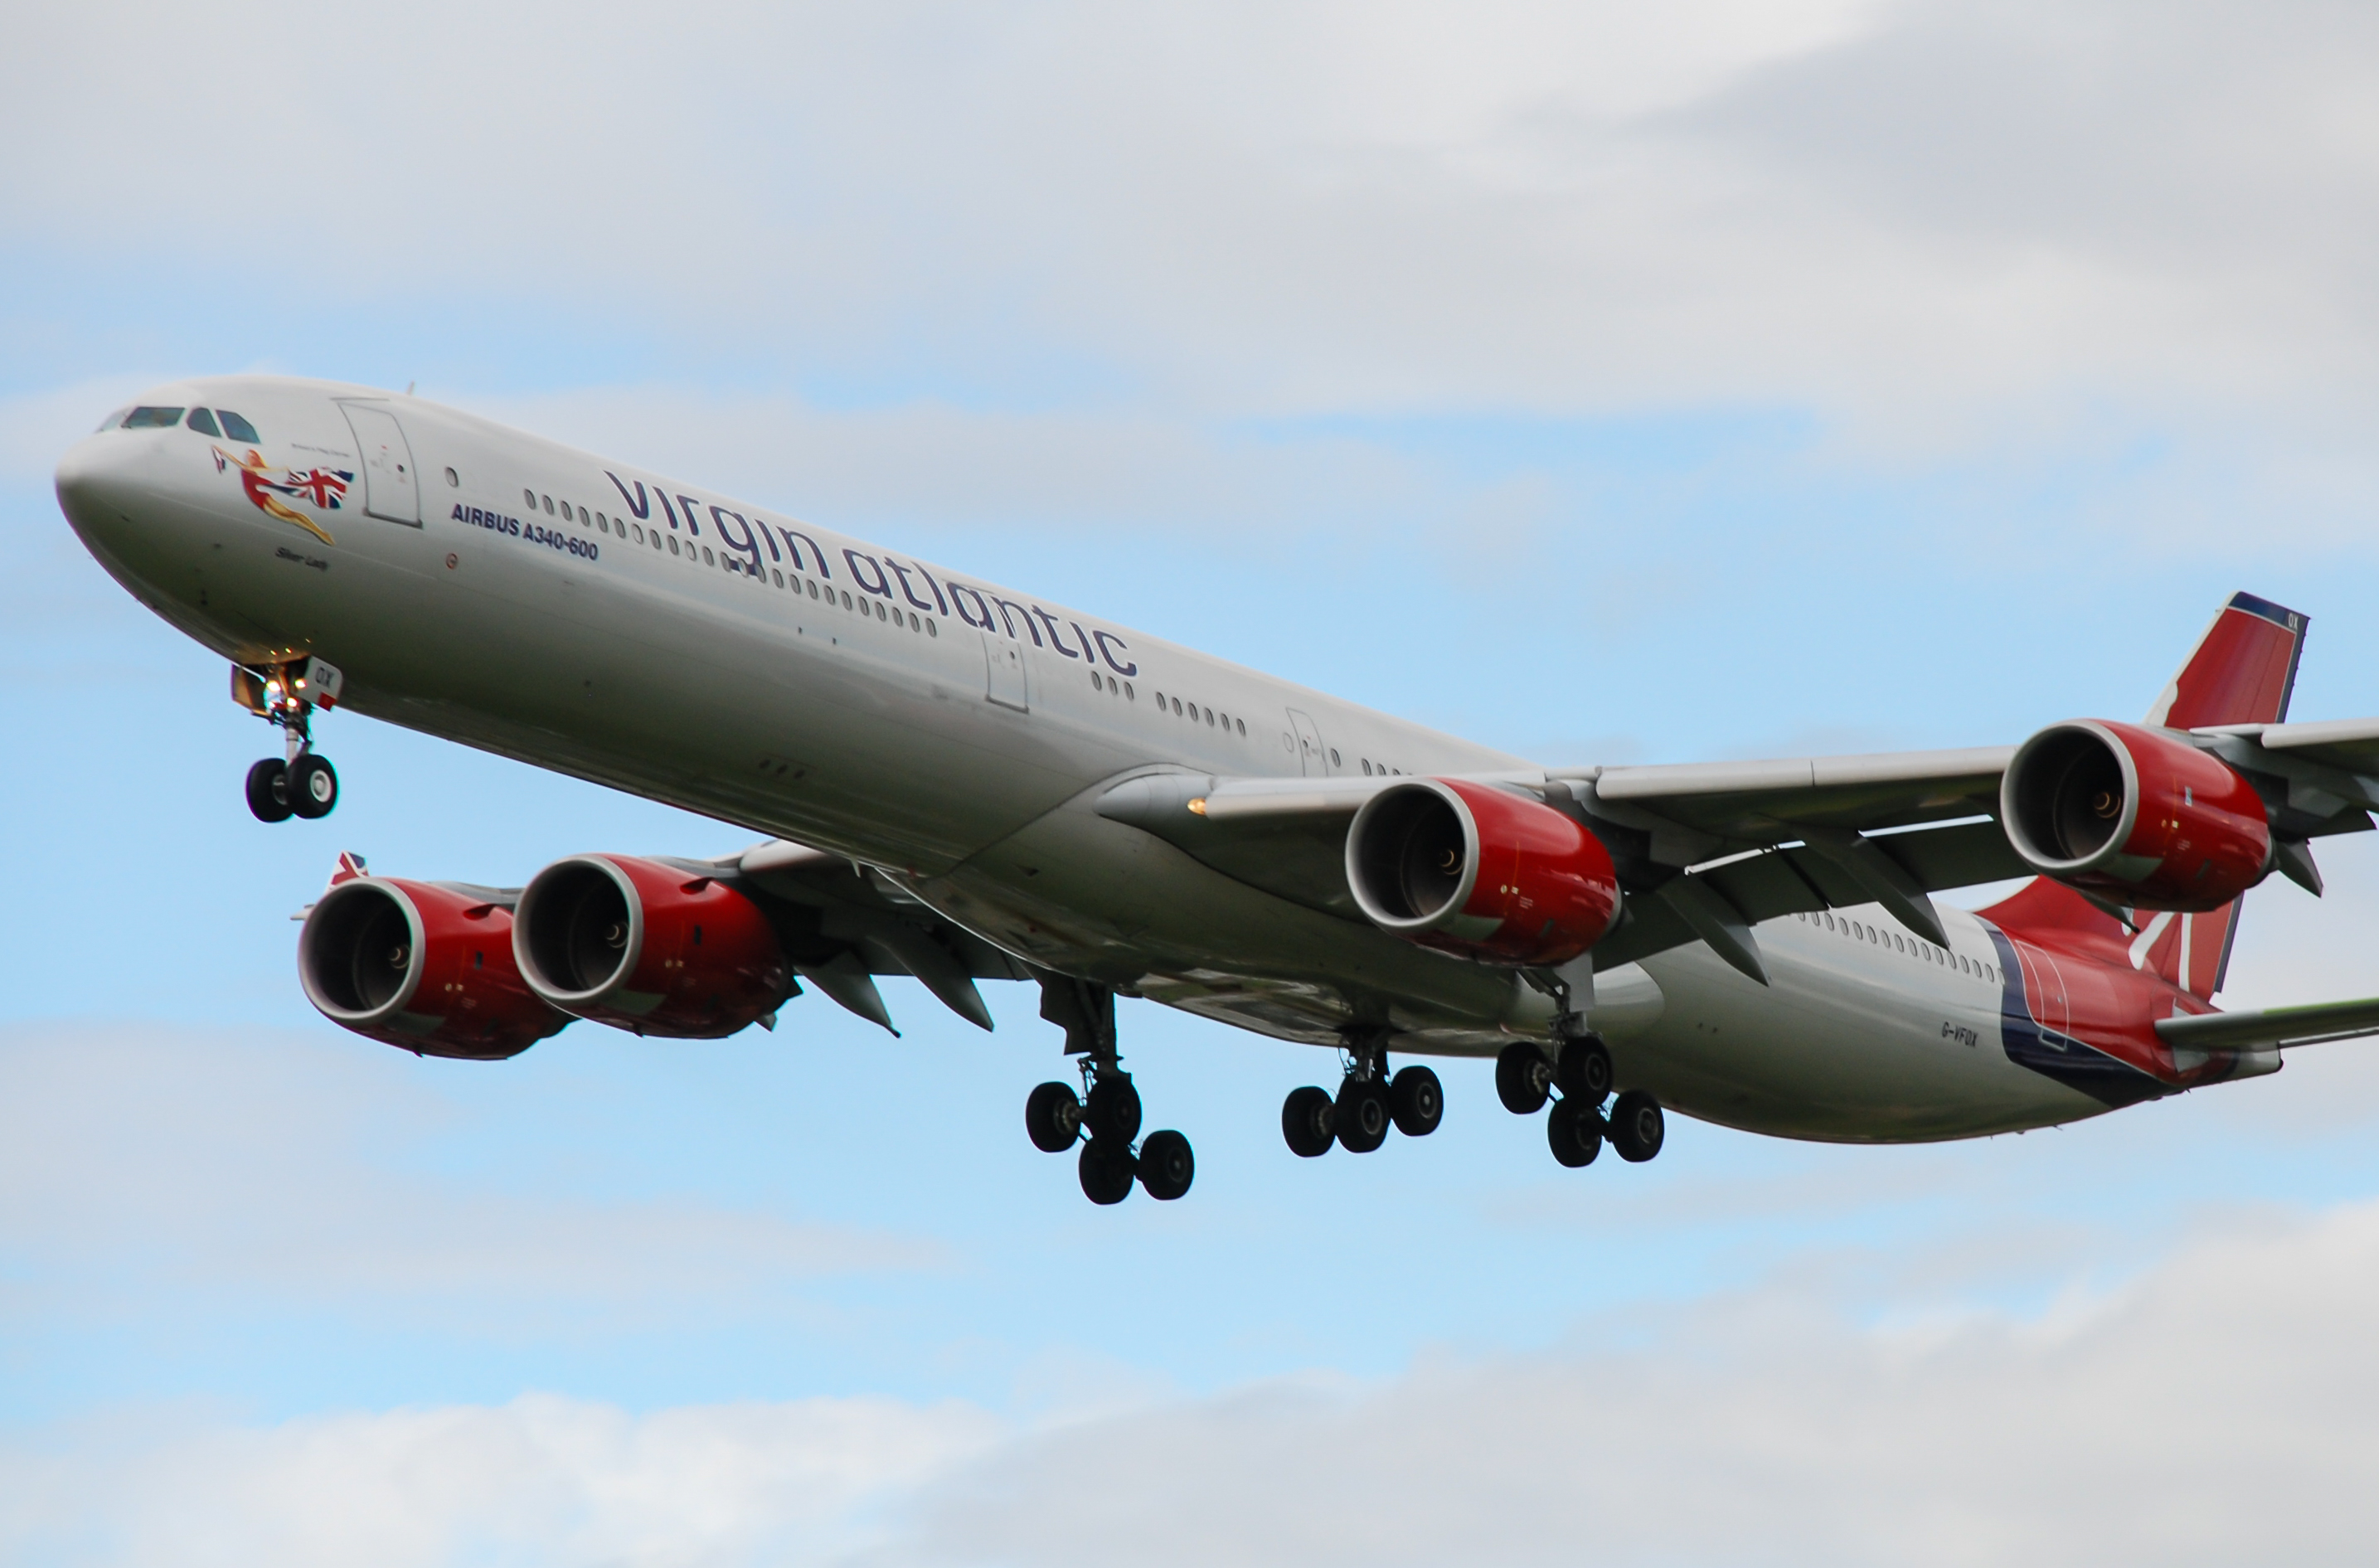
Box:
[285,753,338,819]
[1495,1043,1551,1115]
[1085,1075,1142,1143]
[1547,1098,1604,1168]
[1389,1066,1444,1138]
[1025,1081,1081,1153]
[245,758,292,823]
[1609,1090,1666,1163]
[1138,1130,1194,1200]
[1556,1036,1614,1104]
[1282,1085,1335,1158]
[1336,1077,1391,1154]
[1078,1139,1135,1204]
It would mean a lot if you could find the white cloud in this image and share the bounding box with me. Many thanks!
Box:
[0,1394,1000,1568]
[0,1024,937,1333]
[13,1196,2379,1566]
[12,0,2378,468]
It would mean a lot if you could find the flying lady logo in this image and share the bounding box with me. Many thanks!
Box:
[212,445,351,547]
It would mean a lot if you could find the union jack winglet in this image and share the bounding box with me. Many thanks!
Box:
[327,850,370,889]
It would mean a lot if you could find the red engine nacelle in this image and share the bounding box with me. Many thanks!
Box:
[299,877,570,1060]
[511,855,789,1037]
[1345,779,1620,965]
[2001,719,2272,912]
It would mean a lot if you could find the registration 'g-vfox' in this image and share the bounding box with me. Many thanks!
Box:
[57,375,2379,1203]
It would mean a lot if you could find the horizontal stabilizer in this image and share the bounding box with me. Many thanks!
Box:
[2156,996,2379,1051]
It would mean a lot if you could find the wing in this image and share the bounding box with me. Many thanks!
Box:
[731,840,1032,1033]
[1095,751,2034,983]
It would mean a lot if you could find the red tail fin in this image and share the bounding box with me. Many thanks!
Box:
[1984,592,2307,1000]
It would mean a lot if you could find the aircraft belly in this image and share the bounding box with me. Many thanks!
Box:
[1622,919,2105,1143]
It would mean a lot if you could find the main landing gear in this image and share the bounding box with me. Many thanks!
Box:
[1497,1027,1665,1170]
[1280,1029,1444,1159]
[1027,976,1194,1205]
[235,658,344,823]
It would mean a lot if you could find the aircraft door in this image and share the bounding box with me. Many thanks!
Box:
[1288,708,1328,776]
[340,403,421,526]
[983,632,1028,711]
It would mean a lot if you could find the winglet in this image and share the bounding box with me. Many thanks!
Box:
[326,851,369,890]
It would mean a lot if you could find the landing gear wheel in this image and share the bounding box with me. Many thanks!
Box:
[1025,1081,1083,1153]
[1547,1099,1605,1168]
[1282,1085,1335,1158]
[1389,1066,1444,1138]
[1138,1130,1195,1200]
[245,759,292,823]
[1336,1078,1391,1153]
[1085,1075,1143,1143]
[1495,1043,1551,1114]
[1556,1036,1614,1103]
[1078,1139,1135,1204]
[285,753,338,819]
[1608,1090,1666,1163]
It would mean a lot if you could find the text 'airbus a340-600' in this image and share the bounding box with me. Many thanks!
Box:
[57,378,2379,1203]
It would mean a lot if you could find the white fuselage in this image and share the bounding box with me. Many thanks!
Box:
[56,376,2108,1143]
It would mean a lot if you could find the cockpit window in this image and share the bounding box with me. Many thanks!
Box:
[217,409,261,443]
[95,408,129,433]
[186,408,221,437]
[122,406,185,429]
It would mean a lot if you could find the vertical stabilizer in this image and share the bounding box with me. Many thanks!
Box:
[1986,592,2308,1001]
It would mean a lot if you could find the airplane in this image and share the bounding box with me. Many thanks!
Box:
[54,375,2379,1205]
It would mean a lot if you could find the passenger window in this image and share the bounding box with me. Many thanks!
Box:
[702,547,715,566]
[186,408,221,436]
[1362,760,1372,775]
[842,591,852,609]
[773,570,784,587]
[525,489,537,507]
[1090,672,1103,691]
[1236,718,1245,735]
[542,496,555,514]
[1205,708,1215,726]
[122,406,185,429]
[928,620,938,637]
[449,468,463,488]
[578,506,590,525]
[218,410,261,443]
[807,581,818,600]
[1124,682,1134,700]
[1330,749,1341,766]
[1172,697,1182,716]
[668,536,680,556]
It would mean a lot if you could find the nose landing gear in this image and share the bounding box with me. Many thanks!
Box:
[235,658,343,823]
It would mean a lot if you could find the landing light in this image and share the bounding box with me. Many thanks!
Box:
[1187,798,1207,816]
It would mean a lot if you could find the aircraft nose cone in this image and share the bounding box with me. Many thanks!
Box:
[54,432,136,526]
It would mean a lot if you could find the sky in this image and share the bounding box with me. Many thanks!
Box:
[7,1,2379,1562]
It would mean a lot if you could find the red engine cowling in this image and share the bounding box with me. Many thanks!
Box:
[1345,779,1620,965]
[511,855,789,1037]
[299,877,570,1060]
[2001,719,2272,911]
